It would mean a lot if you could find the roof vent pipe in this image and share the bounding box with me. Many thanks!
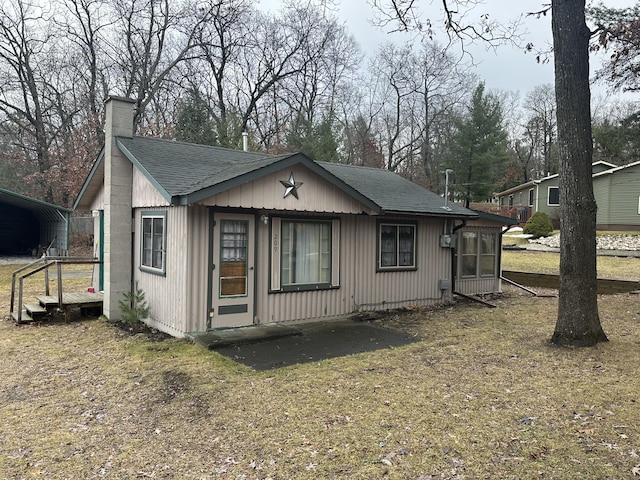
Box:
[242,131,248,152]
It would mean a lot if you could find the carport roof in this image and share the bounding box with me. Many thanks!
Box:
[0,188,71,214]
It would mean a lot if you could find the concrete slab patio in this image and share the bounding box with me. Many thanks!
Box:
[188,318,421,371]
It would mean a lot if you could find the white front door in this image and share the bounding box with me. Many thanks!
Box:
[210,213,255,329]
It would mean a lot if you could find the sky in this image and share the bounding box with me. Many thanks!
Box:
[259,0,637,102]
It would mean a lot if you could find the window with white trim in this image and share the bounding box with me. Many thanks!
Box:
[548,187,559,206]
[480,232,497,277]
[528,188,534,206]
[282,220,331,286]
[141,211,166,274]
[270,218,340,292]
[460,231,497,278]
[460,231,478,277]
[378,223,416,270]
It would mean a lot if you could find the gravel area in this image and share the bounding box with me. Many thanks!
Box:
[530,234,640,251]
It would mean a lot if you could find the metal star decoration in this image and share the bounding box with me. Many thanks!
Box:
[280,172,303,199]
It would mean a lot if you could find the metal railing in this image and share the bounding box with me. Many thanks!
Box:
[10,255,102,322]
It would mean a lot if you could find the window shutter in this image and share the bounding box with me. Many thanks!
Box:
[270,217,281,291]
[331,219,340,287]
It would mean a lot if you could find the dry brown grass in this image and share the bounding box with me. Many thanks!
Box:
[1,263,640,479]
[503,250,640,281]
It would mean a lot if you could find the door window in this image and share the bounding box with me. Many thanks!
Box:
[219,220,248,297]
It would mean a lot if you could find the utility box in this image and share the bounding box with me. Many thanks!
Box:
[439,278,450,291]
[439,233,456,248]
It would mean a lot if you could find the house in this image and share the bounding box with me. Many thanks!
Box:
[496,161,618,227]
[74,97,512,337]
[0,188,71,256]
[593,161,640,230]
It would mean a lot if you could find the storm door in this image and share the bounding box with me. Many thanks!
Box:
[210,213,255,328]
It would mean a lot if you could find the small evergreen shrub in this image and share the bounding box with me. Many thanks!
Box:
[118,282,150,325]
[523,211,553,238]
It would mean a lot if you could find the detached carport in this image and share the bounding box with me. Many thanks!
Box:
[0,188,71,256]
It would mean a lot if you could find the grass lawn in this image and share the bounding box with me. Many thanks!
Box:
[1,262,639,479]
[502,250,640,281]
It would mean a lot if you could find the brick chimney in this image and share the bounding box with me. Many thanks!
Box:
[103,96,136,319]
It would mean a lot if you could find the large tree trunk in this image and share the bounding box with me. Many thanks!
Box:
[551,0,608,346]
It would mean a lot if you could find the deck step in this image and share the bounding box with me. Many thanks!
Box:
[25,303,48,316]
[11,310,33,323]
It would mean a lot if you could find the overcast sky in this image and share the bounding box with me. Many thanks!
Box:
[259,0,637,102]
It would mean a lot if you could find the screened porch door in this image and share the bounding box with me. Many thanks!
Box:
[210,213,255,329]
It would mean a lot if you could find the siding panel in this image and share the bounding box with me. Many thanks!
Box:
[132,168,170,208]
[254,215,453,327]
[134,206,189,336]
[185,205,210,332]
[353,217,452,310]
[202,165,368,214]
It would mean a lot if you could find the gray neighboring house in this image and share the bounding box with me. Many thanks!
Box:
[0,188,71,256]
[593,160,640,230]
[496,161,619,227]
[74,97,514,337]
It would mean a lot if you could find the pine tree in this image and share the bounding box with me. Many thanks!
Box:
[286,114,340,163]
[448,83,510,207]
[175,90,218,146]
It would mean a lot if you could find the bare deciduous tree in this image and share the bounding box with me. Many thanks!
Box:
[371,0,608,347]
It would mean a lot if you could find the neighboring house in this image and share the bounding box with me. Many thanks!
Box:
[0,188,71,256]
[496,161,618,227]
[74,97,512,337]
[593,161,640,230]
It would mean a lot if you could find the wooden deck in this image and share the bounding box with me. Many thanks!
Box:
[38,291,104,308]
[12,291,103,323]
[10,257,103,324]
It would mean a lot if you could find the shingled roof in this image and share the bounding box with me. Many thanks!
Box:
[76,136,477,219]
[320,162,475,217]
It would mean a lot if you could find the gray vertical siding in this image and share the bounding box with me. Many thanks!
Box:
[134,206,190,337]
[253,215,453,326]
[203,164,368,214]
[184,205,211,332]
[351,216,452,310]
[132,168,170,208]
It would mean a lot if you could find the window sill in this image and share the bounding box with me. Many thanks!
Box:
[376,266,417,273]
[139,266,166,276]
[271,283,338,293]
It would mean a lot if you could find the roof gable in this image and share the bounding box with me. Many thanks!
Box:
[75,136,478,219]
[73,148,105,210]
[593,160,640,179]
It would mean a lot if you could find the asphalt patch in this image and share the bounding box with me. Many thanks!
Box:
[211,320,420,370]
